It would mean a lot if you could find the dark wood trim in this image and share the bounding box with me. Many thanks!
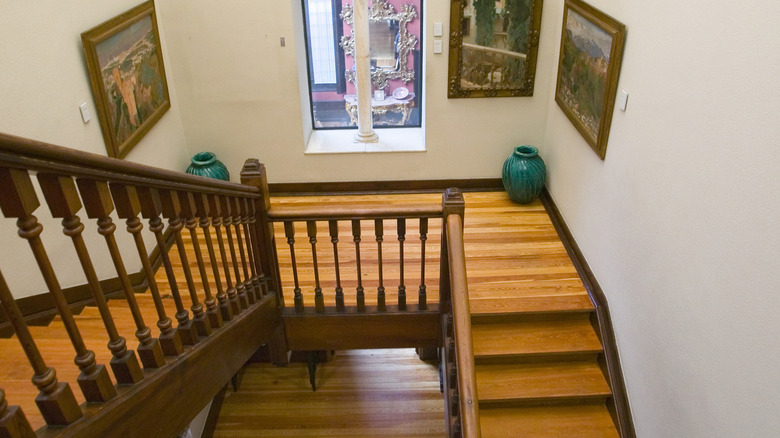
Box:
[283,306,441,350]
[539,188,636,438]
[200,385,227,438]
[0,132,257,197]
[37,294,280,438]
[0,229,175,337]
[268,178,504,196]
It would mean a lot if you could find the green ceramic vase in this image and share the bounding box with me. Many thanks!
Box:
[186,152,230,181]
[502,145,546,204]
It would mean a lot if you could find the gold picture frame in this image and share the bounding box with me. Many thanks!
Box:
[554,0,626,159]
[82,1,170,159]
[447,0,544,98]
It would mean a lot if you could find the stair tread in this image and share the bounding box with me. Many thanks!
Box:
[472,317,602,358]
[469,294,594,316]
[480,405,618,438]
[476,361,611,402]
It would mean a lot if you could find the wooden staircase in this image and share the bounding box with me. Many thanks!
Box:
[463,193,620,437]
[0,131,631,438]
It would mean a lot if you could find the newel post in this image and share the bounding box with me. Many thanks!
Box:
[440,188,465,316]
[240,159,289,365]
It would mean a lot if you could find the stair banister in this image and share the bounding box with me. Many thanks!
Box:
[0,133,280,436]
[440,188,480,438]
[446,213,481,437]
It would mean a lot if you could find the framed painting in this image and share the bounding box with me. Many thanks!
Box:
[447,0,544,98]
[82,1,170,159]
[554,0,626,159]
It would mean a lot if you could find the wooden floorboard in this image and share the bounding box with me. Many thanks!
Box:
[212,349,445,438]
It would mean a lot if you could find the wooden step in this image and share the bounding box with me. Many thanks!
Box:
[476,361,611,406]
[472,315,602,363]
[470,294,594,321]
[479,405,618,438]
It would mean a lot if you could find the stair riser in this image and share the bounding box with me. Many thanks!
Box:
[472,309,594,324]
[475,352,600,365]
[479,394,610,409]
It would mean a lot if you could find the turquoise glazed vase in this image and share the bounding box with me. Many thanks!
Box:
[186,152,229,181]
[502,145,546,204]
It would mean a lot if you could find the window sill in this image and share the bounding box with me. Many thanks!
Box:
[304,128,425,154]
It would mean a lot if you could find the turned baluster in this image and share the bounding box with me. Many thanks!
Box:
[240,198,262,300]
[136,186,199,346]
[0,167,115,402]
[220,196,249,310]
[208,194,238,318]
[307,221,325,313]
[352,220,365,312]
[190,192,223,329]
[0,387,35,437]
[158,189,211,338]
[284,221,304,312]
[37,174,144,383]
[0,270,82,426]
[79,178,168,370]
[244,198,268,296]
[110,183,183,357]
[329,220,344,311]
[375,219,386,311]
[397,218,407,310]
[419,217,428,310]
[231,197,255,304]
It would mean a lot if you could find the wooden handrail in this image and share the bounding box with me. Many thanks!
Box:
[269,203,443,221]
[0,132,257,197]
[447,214,481,438]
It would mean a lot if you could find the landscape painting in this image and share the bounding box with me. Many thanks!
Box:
[82,1,170,158]
[555,0,625,159]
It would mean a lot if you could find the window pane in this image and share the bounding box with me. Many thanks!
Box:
[307,0,337,84]
[304,0,423,130]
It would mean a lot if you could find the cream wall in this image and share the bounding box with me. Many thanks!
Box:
[541,1,780,436]
[0,1,190,297]
[158,0,559,183]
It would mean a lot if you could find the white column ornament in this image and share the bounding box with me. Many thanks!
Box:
[353,0,378,143]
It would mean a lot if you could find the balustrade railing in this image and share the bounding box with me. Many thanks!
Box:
[0,133,277,435]
[0,132,479,437]
[268,202,445,314]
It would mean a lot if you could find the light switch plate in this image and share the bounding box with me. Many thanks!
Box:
[79,102,90,123]
[433,39,443,54]
[618,90,629,111]
[433,22,443,37]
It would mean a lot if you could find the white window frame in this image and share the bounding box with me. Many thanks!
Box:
[295,0,426,153]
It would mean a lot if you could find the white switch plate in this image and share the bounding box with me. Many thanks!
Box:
[79,102,91,123]
[433,39,443,54]
[433,22,443,37]
[618,90,629,111]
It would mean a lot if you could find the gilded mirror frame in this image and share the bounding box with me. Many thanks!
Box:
[447,0,544,98]
[340,0,418,90]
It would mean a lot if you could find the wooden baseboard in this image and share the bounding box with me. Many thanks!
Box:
[0,229,175,337]
[539,188,636,438]
[269,178,504,196]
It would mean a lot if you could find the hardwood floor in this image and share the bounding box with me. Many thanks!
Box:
[213,349,445,437]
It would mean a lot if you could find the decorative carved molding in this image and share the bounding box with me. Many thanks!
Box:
[340,0,418,90]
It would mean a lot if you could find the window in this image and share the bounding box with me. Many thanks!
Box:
[301,0,423,134]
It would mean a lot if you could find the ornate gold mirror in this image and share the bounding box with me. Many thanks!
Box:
[341,0,418,90]
[448,0,543,98]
